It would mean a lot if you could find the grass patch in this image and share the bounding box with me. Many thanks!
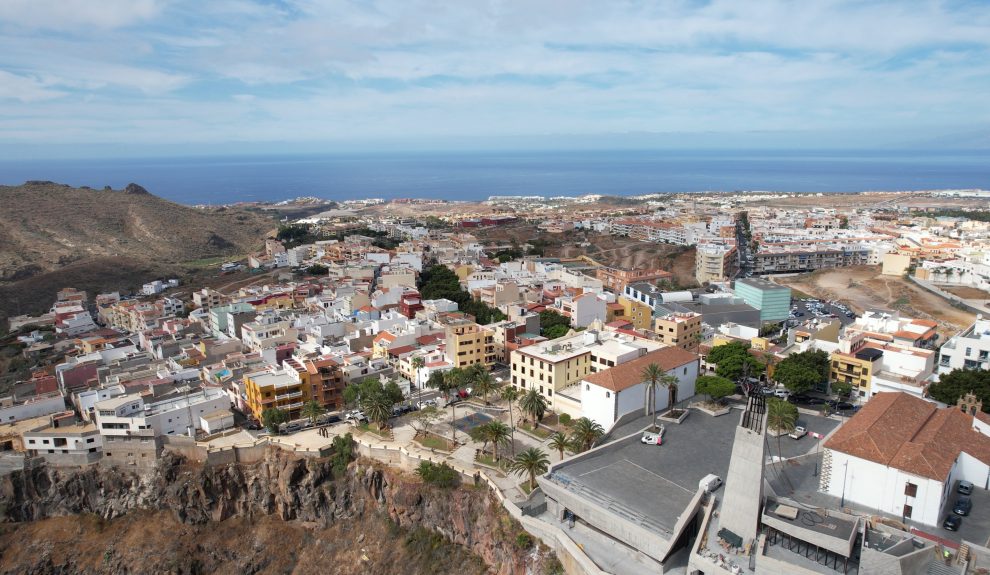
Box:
[414,432,455,452]
[476,452,507,470]
[518,421,552,439]
[356,422,391,439]
[519,481,534,495]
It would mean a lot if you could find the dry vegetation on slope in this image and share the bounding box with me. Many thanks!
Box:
[0,182,274,318]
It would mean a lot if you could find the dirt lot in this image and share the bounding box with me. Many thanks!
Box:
[939,285,990,300]
[776,266,975,339]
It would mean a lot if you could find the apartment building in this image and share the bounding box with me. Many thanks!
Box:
[654,312,703,350]
[752,246,871,274]
[553,292,607,328]
[283,356,346,412]
[510,330,662,407]
[595,266,672,294]
[240,314,299,352]
[23,417,102,466]
[244,369,305,421]
[695,243,739,284]
[439,313,496,368]
[616,296,653,331]
[938,316,990,375]
[830,333,936,400]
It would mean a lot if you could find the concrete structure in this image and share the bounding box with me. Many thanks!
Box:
[240,314,299,352]
[595,266,672,295]
[718,394,768,546]
[243,369,304,421]
[615,295,653,331]
[95,387,231,439]
[439,313,496,369]
[0,391,66,424]
[695,243,739,284]
[734,277,791,323]
[23,418,102,465]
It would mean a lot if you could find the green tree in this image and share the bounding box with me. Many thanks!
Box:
[543,324,570,340]
[501,386,521,456]
[484,420,512,461]
[569,417,605,452]
[261,407,288,435]
[411,356,425,399]
[549,432,570,460]
[774,350,829,394]
[509,448,551,491]
[468,364,499,405]
[766,397,799,466]
[539,310,571,336]
[301,400,324,425]
[364,392,394,430]
[519,388,548,427]
[707,341,751,366]
[329,433,354,478]
[641,363,664,428]
[928,369,990,412]
[696,375,736,404]
[716,353,765,382]
[306,264,328,275]
[830,380,853,398]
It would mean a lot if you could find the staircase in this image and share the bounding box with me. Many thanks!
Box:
[956,542,970,566]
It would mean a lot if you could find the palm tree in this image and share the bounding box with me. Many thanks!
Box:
[766,397,798,472]
[641,363,664,430]
[364,393,394,430]
[549,432,569,460]
[659,374,680,414]
[501,386,520,455]
[441,368,464,440]
[569,417,605,452]
[485,420,512,461]
[411,356,425,402]
[509,447,550,491]
[470,364,499,405]
[301,400,324,426]
[519,388,548,429]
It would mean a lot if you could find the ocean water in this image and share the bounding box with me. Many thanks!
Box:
[0,149,987,205]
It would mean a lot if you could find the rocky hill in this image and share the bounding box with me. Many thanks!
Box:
[0,450,559,575]
[0,181,273,317]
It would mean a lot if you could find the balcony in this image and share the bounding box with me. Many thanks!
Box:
[275,390,303,401]
[280,401,305,411]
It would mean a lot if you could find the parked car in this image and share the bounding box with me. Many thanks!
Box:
[789,425,807,440]
[944,515,962,531]
[245,420,261,430]
[953,497,973,516]
[345,410,368,424]
[959,480,975,495]
[641,425,666,445]
[699,474,723,493]
[417,399,438,409]
[827,400,855,411]
[773,389,790,399]
[319,413,341,425]
[281,421,302,433]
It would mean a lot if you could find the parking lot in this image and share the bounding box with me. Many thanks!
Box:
[789,298,857,326]
[933,480,990,545]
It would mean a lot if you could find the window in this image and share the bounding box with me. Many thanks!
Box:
[606,392,611,399]
[904,483,917,497]
[585,384,590,390]
[683,367,688,375]
[903,504,913,519]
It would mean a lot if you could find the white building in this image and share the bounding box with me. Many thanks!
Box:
[821,392,990,527]
[142,280,165,295]
[94,387,231,438]
[938,316,990,374]
[566,346,699,428]
[240,314,299,352]
[0,392,66,424]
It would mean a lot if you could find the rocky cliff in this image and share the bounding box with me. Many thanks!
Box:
[0,450,560,575]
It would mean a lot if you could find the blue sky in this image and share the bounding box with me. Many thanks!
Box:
[1,0,989,157]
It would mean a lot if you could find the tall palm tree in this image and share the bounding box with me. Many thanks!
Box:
[301,400,324,426]
[470,365,499,405]
[500,386,520,456]
[519,388,548,429]
[441,368,464,440]
[659,374,680,414]
[509,447,550,491]
[641,363,664,429]
[411,356,425,402]
[549,432,569,460]
[569,417,605,452]
[485,420,512,461]
[766,397,798,473]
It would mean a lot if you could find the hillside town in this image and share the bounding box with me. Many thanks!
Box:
[6,190,990,574]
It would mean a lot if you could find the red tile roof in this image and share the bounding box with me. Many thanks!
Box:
[584,347,698,392]
[825,392,990,481]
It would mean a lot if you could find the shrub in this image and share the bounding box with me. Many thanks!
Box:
[558,413,572,426]
[515,532,534,549]
[415,461,460,488]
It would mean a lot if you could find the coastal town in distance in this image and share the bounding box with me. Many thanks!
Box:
[6,185,990,574]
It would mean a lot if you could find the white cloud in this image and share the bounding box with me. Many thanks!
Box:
[0,0,162,31]
[0,70,65,102]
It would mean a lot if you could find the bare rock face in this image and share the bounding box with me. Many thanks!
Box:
[0,449,556,575]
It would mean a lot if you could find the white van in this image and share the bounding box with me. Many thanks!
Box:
[699,474,723,493]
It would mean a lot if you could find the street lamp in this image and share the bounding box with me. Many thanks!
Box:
[840,461,850,507]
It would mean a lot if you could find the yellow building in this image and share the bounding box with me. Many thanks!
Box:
[829,349,876,396]
[441,313,496,368]
[244,369,305,422]
[617,296,653,330]
[654,312,703,351]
